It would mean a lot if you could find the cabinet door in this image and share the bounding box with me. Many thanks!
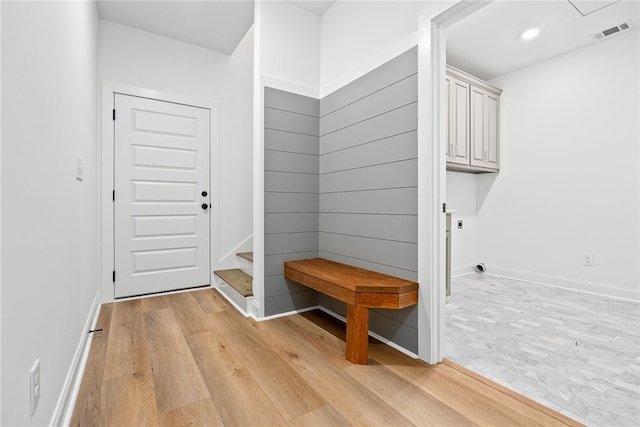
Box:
[485,92,499,169]
[446,76,470,165]
[470,86,486,167]
[470,86,499,170]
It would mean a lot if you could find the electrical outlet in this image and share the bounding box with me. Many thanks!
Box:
[457,220,463,229]
[582,253,594,267]
[30,359,40,415]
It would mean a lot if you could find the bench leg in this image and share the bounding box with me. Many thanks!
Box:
[346,304,369,365]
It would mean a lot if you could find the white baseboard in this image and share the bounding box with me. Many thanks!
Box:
[50,290,102,426]
[248,299,261,320]
[255,304,319,322]
[452,264,477,278]
[317,307,419,360]
[486,266,640,302]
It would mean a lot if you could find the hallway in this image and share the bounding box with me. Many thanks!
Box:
[71,288,578,426]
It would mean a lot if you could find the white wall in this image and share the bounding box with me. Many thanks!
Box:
[1,1,99,424]
[0,1,4,421]
[219,27,254,263]
[99,20,254,274]
[456,31,639,299]
[320,0,427,96]
[446,171,478,274]
[259,1,320,93]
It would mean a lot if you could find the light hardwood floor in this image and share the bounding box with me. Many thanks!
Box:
[71,289,583,426]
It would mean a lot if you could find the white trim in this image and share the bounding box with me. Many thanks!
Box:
[0,2,3,420]
[318,307,419,360]
[50,291,102,427]
[248,299,261,319]
[100,82,219,303]
[417,6,446,365]
[485,268,640,302]
[417,0,494,365]
[262,75,320,99]
[252,0,265,319]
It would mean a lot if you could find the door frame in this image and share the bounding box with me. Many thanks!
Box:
[100,82,219,303]
[416,0,493,363]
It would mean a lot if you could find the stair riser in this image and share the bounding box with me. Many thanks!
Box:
[238,257,253,277]
[214,276,253,316]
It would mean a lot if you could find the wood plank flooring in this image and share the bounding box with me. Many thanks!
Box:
[71,289,583,426]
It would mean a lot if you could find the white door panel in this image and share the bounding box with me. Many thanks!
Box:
[114,94,210,298]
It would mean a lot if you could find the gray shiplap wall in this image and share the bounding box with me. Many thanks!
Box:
[318,47,419,353]
[263,48,418,353]
[264,88,320,316]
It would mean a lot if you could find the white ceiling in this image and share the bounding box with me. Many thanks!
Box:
[446,0,640,80]
[97,1,638,74]
[96,1,336,55]
[97,0,255,55]
[290,0,336,15]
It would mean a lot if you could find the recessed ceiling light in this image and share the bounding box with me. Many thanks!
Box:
[521,28,540,40]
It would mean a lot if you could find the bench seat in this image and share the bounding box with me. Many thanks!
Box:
[284,258,419,364]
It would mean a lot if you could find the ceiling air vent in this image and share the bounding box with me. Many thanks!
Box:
[593,21,634,40]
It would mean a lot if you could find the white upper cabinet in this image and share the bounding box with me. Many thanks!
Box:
[446,75,470,166]
[446,65,502,173]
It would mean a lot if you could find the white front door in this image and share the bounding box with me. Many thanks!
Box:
[114,94,211,298]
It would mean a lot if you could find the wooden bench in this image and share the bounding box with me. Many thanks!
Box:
[284,258,419,365]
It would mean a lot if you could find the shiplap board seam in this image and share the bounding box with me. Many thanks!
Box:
[265,106,319,119]
[264,250,321,256]
[265,191,319,194]
[370,310,419,331]
[319,101,417,138]
[264,170,318,175]
[319,212,417,216]
[320,185,417,195]
[265,211,320,216]
[319,231,417,245]
[265,148,320,157]
[320,212,417,216]
[319,158,417,175]
[264,128,319,138]
[321,129,417,156]
[264,291,319,301]
[318,250,417,274]
[265,231,320,236]
[320,72,418,118]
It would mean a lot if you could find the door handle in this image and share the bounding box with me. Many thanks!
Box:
[201,203,209,210]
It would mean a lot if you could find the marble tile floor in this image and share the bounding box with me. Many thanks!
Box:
[446,274,639,427]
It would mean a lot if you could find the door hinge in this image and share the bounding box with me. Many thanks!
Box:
[442,203,447,213]
[112,190,115,201]
[112,271,116,282]
[112,109,116,121]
